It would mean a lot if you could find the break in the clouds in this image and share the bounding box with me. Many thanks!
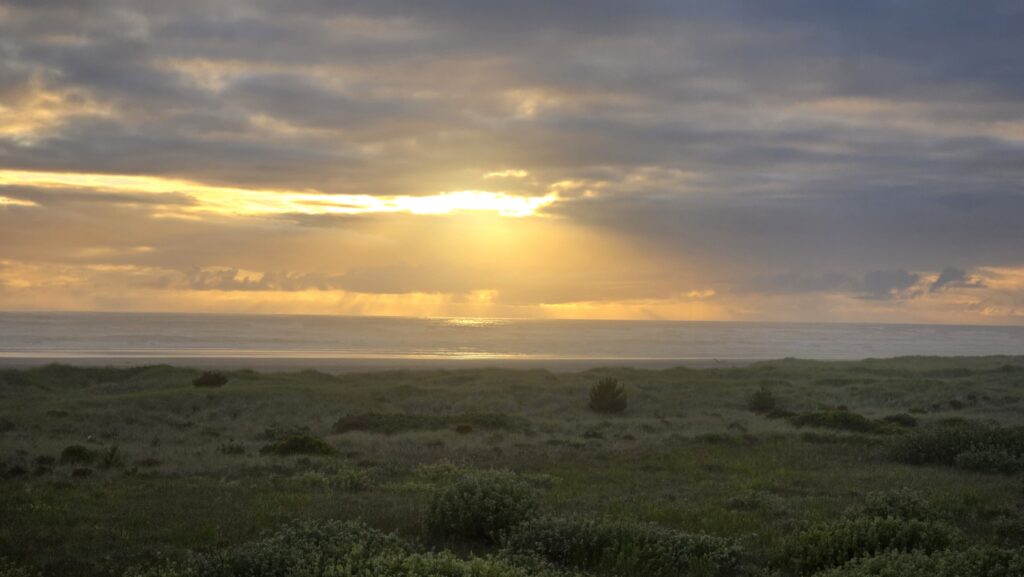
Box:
[1,1,1023,322]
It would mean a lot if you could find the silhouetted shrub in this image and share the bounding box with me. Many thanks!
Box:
[0,419,14,433]
[59,445,97,465]
[789,410,878,434]
[503,516,741,577]
[426,469,539,542]
[192,371,228,388]
[747,386,778,414]
[588,378,627,414]
[219,443,245,455]
[0,559,41,577]
[98,446,123,469]
[883,413,918,428]
[815,546,1024,577]
[778,517,956,575]
[890,420,1024,473]
[860,488,937,521]
[332,413,525,435]
[71,467,93,478]
[259,435,334,456]
[454,424,473,434]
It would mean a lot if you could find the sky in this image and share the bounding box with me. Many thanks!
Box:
[1,1,1023,323]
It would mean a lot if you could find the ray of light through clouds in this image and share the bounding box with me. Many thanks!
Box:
[0,0,1023,322]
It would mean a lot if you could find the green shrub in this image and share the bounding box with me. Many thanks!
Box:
[588,378,627,414]
[133,520,411,577]
[882,414,918,428]
[98,446,123,469]
[502,516,740,577]
[192,371,228,388]
[59,445,97,465]
[747,386,778,414]
[332,413,525,435]
[258,435,334,456]
[778,517,957,575]
[815,546,1024,577]
[426,469,539,542]
[889,421,1024,473]
[789,410,879,434]
[0,419,14,434]
[0,559,41,577]
[859,489,937,521]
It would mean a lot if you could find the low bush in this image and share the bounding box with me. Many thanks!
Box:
[0,560,41,577]
[588,378,627,414]
[332,413,525,435]
[128,519,411,577]
[426,469,539,542]
[889,420,1024,473]
[98,446,123,469]
[789,410,876,433]
[778,517,957,575]
[815,546,1024,577]
[859,488,937,521]
[0,419,14,433]
[502,516,741,577]
[882,413,918,428]
[747,386,778,414]
[258,435,334,456]
[192,371,228,388]
[59,445,97,465]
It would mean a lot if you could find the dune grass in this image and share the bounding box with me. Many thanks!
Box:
[1,356,1023,576]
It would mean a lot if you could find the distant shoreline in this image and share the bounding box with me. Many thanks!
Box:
[0,356,762,372]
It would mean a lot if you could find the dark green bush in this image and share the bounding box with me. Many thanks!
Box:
[882,413,918,428]
[258,435,334,456]
[98,446,123,469]
[426,469,539,542]
[859,489,937,521]
[789,410,878,434]
[778,517,956,575]
[59,445,97,465]
[129,520,412,577]
[0,419,14,433]
[815,546,1024,577]
[588,378,627,414]
[332,413,525,435]
[192,371,228,388]
[889,421,1024,473]
[502,516,741,577]
[747,386,778,414]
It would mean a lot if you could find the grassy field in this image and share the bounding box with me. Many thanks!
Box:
[2,356,1024,576]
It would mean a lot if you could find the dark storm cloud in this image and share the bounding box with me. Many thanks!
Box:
[1,0,1023,310]
[931,267,986,293]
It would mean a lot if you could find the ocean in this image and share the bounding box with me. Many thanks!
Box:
[0,311,1022,368]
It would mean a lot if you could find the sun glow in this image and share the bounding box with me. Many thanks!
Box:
[0,170,559,218]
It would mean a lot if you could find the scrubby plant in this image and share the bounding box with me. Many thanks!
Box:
[332,413,525,435]
[859,488,938,521]
[98,445,123,469]
[814,546,1024,577]
[588,378,627,414]
[59,445,97,465]
[0,559,41,577]
[258,435,334,456]
[778,516,956,575]
[192,371,228,388]
[747,386,778,414]
[882,413,918,428]
[0,419,14,434]
[890,420,1024,473]
[426,469,539,542]
[789,410,877,433]
[502,516,741,577]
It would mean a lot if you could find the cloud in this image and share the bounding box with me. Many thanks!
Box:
[861,269,922,301]
[1,1,1023,321]
[930,266,986,292]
